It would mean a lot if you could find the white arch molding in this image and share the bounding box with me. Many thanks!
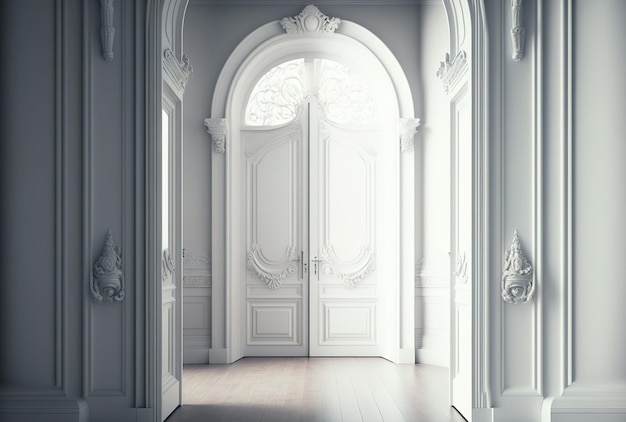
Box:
[146,1,492,421]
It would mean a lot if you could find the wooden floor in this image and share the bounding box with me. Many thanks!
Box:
[166,357,467,422]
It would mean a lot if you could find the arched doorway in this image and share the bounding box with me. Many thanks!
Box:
[205,5,419,364]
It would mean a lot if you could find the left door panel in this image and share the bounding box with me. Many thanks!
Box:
[242,116,309,357]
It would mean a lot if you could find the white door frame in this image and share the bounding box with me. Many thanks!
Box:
[206,9,418,364]
[146,1,492,420]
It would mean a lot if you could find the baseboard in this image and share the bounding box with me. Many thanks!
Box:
[473,407,495,422]
[208,347,229,364]
[549,393,626,422]
[183,347,210,364]
[0,397,88,422]
[397,347,415,364]
[416,347,449,367]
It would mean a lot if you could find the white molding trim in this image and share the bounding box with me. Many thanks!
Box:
[436,50,468,95]
[162,49,193,93]
[100,0,115,61]
[204,118,227,153]
[510,0,525,62]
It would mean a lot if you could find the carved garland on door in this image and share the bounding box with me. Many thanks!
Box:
[320,245,375,289]
[247,244,298,289]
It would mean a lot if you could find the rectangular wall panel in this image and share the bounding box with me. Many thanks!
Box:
[321,302,376,345]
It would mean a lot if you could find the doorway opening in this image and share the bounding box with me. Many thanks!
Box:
[150,2,491,422]
[203,5,417,365]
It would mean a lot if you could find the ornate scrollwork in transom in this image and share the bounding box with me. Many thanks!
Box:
[247,244,298,289]
[245,58,375,127]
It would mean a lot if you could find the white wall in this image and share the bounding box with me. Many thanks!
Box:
[483,0,626,420]
[414,3,452,367]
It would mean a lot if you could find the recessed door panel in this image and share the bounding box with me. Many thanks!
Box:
[243,118,308,356]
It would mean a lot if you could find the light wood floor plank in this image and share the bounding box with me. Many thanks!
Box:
[166,357,467,422]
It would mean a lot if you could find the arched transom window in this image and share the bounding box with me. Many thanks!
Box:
[244,58,375,126]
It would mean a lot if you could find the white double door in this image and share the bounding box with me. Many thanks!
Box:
[242,103,395,357]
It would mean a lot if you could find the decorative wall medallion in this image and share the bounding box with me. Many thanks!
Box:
[510,0,525,62]
[502,230,534,304]
[320,245,375,289]
[436,50,468,94]
[100,0,115,62]
[161,248,175,281]
[247,244,298,289]
[280,5,341,34]
[399,117,421,153]
[163,49,193,92]
[92,229,124,302]
[204,118,227,153]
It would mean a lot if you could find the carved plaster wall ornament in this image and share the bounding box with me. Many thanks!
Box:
[510,0,525,61]
[204,118,228,153]
[92,229,124,302]
[455,252,469,284]
[280,5,341,34]
[163,49,193,92]
[436,50,467,94]
[247,244,298,289]
[161,249,175,281]
[100,0,115,62]
[502,230,534,304]
[399,117,421,153]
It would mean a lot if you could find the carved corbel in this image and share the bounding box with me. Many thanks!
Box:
[204,118,227,154]
[502,230,534,304]
[436,51,467,94]
[510,0,525,61]
[280,5,341,34]
[92,230,124,302]
[399,118,421,153]
[100,0,115,62]
[163,49,193,92]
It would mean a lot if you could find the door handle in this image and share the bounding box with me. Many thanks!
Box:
[290,251,304,279]
[311,256,323,281]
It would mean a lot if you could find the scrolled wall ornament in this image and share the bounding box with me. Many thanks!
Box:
[436,50,467,94]
[510,0,525,61]
[92,229,124,302]
[204,118,227,153]
[161,248,175,282]
[501,230,534,304]
[280,5,341,34]
[100,0,115,62]
[163,49,193,92]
